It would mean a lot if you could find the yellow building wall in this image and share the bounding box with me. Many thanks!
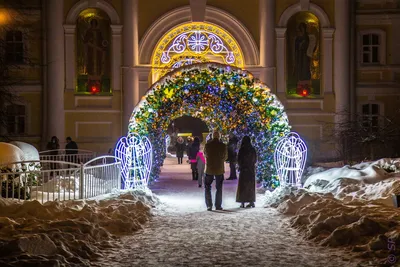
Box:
[207,0,260,48]
[138,0,188,40]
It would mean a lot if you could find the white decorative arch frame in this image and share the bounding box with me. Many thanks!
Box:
[64,0,122,92]
[139,6,259,66]
[275,3,334,94]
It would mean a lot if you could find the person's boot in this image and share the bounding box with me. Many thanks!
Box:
[246,202,255,208]
[240,203,245,208]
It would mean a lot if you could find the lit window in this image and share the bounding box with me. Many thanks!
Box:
[362,103,380,132]
[6,105,26,135]
[5,30,24,64]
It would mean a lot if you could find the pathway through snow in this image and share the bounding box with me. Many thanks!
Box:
[93,158,369,267]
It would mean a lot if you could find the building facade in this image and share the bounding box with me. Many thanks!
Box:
[1,0,400,160]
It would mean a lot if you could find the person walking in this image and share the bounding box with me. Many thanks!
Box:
[188,137,200,180]
[196,146,206,188]
[236,136,257,208]
[204,131,227,211]
[175,136,186,164]
[227,134,238,180]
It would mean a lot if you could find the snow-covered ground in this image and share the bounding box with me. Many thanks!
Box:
[266,158,400,266]
[92,157,364,267]
[2,156,397,266]
[0,189,158,266]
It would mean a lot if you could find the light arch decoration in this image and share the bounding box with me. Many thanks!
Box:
[151,22,244,82]
[129,63,291,188]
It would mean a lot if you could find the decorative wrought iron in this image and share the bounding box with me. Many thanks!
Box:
[161,30,235,66]
[274,132,307,187]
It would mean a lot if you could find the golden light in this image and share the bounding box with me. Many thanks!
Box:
[0,8,13,25]
[151,22,244,83]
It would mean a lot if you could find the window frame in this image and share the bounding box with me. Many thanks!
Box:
[4,103,29,136]
[358,29,386,66]
[358,102,384,133]
[5,30,25,64]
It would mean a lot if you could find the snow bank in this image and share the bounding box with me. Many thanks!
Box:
[9,141,40,161]
[265,159,400,265]
[0,142,25,168]
[0,189,159,266]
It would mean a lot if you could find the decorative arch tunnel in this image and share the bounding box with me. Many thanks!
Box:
[128,63,291,188]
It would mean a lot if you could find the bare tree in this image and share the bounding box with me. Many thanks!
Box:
[321,109,400,164]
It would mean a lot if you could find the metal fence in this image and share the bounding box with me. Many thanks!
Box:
[39,149,96,164]
[0,156,121,203]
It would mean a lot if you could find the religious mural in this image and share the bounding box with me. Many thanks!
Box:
[76,9,111,94]
[286,12,320,97]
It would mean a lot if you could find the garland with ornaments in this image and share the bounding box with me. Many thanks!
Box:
[128,63,290,188]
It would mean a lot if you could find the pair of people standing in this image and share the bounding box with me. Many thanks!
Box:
[203,132,257,211]
[187,137,207,188]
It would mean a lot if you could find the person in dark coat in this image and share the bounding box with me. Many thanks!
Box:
[204,131,227,211]
[236,135,257,208]
[188,137,200,180]
[46,136,60,174]
[65,136,79,163]
[175,136,186,164]
[46,136,60,153]
[227,134,238,180]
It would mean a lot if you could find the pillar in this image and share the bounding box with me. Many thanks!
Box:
[46,0,65,142]
[122,0,139,132]
[334,0,351,125]
[259,0,276,90]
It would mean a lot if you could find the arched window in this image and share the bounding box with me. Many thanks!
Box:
[286,12,321,97]
[76,8,111,94]
[151,22,244,83]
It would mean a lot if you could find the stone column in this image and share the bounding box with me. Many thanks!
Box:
[46,0,65,142]
[122,0,138,132]
[334,0,351,124]
[132,0,139,105]
[111,25,123,92]
[322,28,335,93]
[275,28,286,93]
[259,0,276,90]
[63,25,75,92]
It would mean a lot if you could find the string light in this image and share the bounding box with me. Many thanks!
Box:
[128,63,291,188]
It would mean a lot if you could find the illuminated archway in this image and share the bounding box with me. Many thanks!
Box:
[151,22,244,83]
[129,63,291,188]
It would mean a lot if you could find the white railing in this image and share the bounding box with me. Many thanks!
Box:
[39,149,96,164]
[0,156,121,203]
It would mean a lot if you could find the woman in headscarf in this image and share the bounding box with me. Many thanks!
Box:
[175,136,186,164]
[236,136,257,208]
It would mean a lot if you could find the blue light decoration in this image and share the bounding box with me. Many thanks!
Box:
[115,133,153,189]
[273,132,307,187]
[128,63,291,188]
[165,135,171,155]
